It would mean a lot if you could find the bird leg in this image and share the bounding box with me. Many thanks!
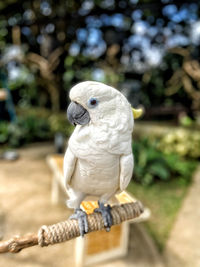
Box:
[69,208,89,237]
[94,201,113,232]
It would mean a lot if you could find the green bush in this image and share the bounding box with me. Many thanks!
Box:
[0,122,9,143]
[134,123,200,159]
[158,129,200,158]
[0,116,51,147]
[0,108,73,147]
[133,138,197,186]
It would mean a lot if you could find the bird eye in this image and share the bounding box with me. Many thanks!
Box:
[87,97,98,108]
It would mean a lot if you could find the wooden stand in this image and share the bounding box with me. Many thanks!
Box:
[47,154,150,267]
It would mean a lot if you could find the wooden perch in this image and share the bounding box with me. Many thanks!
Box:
[0,234,38,253]
[0,201,144,254]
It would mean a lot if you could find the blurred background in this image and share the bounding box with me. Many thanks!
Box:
[0,0,200,266]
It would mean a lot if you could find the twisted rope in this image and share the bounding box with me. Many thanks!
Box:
[0,201,144,253]
[38,201,143,247]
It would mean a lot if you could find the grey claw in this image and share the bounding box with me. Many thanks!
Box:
[69,208,88,237]
[94,202,113,231]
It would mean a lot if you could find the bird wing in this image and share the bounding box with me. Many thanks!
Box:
[63,146,77,189]
[119,153,134,191]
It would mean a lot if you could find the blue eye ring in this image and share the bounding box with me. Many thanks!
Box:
[87,97,98,108]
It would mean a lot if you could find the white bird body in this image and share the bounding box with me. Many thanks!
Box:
[67,126,120,196]
[64,81,134,210]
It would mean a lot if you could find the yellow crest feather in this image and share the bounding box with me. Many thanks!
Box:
[132,108,143,119]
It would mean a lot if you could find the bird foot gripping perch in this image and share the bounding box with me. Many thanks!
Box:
[69,202,113,237]
[94,202,113,232]
[69,208,89,237]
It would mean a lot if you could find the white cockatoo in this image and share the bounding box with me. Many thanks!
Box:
[64,81,141,236]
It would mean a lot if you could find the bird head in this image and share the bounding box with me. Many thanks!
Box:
[67,81,134,127]
[67,81,143,154]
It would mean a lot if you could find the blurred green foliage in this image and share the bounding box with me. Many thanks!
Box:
[8,66,39,107]
[63,56,124,90]
[158,129,200,158]
[134,123,200,159]
[133,138,198,186]
[0,108,73,147]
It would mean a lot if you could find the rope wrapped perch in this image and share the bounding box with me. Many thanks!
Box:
[0,201,143,253]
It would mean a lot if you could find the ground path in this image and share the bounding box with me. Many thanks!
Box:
[164,166,200,267]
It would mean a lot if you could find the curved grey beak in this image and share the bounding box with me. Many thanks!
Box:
[67,101,90,126]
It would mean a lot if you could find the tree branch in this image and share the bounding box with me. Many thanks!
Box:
[0,234,38,253]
